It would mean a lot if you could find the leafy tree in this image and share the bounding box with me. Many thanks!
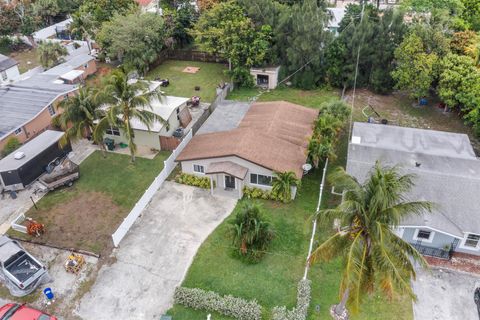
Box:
[461,0,480,31]
[271,171,300,203]
[163,4,197,48]
[197,0,221,11]
[392,33,438,103]
[69,11,94,51]
[193,1,272,87]
[97,13,167,75]
[309,163,433,318]
[55,87,106,153]
[94,69,167,162]
[0,3,21,36]
[75,0,136,32]
[450,30,479,59]
[37,41,68,68]
[284,0,331,89]
[32,0,61,26]
[1,137,21,157]
[230,201,274,262]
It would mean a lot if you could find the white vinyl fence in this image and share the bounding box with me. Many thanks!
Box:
[111,130,193,247]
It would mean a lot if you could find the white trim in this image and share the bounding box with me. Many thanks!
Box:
[193,164,205,175]
[394,227,405,238]
[398,225,462,239]
[458,233,480,251]
[413,228,435,243]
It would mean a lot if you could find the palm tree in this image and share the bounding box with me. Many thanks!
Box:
[314,114,343,141]
[54,87,106,155]
[70,12,94,52]
[230,201,274,261]
[308,137,333,168]
[308,163,433,319]
[37,41,68,68]
[272,171,300,203]
[94,69,167,162]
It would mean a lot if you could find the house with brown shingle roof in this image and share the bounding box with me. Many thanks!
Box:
[176,101,318,199]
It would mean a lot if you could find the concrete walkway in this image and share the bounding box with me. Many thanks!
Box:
[412,268,480,320]
[75,182,237,319]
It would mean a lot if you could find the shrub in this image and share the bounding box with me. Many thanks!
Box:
[272,279,312,320]
[175,173,213,189]
[243,186,287,202]
[1,137,21,157]
[320,100,351,122]
[174,287,262,320]
[230,201,274,262]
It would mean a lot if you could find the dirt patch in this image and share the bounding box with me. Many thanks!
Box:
[182,66,200,73]
[16,192,124,257]
[425,252,480,275]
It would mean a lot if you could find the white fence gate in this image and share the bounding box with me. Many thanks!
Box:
[111,130,193,247]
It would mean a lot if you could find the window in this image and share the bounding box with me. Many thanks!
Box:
[250,173,272,186]
[105,127,120,136]
[1,71,7,81]
[464,234,480,248]
[413,229,434,243]
[193,164,204,174]
[47,104,56,116]
[14,128,22,135]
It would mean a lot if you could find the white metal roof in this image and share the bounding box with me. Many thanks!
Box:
[0,130,65,171]
[60,70,84,81]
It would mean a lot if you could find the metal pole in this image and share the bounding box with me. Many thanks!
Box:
[30,196,38,210]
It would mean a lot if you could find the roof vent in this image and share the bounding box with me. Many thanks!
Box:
[351,136,361,144]
[14,152,25,160]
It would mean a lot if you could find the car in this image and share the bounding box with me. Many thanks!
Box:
[0,237,47,291]
[0,303,57,320]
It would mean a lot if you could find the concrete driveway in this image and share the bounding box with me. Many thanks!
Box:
[75,182,237,319]
[412,268,480,320]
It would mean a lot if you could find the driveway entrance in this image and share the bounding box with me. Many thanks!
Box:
[75,182,237,319]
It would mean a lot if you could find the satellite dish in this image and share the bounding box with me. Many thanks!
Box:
[302,163,312,173]
[14,152,25,160]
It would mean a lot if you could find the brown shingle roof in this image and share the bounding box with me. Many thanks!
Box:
[177,101,318,178]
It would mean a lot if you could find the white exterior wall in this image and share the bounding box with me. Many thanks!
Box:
[0,66,20,84]
[180,155,275,191]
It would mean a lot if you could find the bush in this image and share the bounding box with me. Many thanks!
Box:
[272,279,312,320]
[243,186,288,202]
[320,100,351,123]
[174,287,262,320]
[175,173,213,189]
[1,137,21,157]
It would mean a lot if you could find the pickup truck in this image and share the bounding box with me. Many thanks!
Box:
[0,237,47,293]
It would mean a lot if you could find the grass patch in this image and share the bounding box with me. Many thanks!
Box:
[146,60,228,102]
[8,48,39,73]
[7,151,170,255]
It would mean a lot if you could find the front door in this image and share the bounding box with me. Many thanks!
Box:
[224,175,236,189]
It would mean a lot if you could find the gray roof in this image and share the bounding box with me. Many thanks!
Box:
[0,130,65,171]
[0,74,77,137]
[197,100,251,135]
[347,122,480,237]
[43,54,94,77]
[0,54,18,72]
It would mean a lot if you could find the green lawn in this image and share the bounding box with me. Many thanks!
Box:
[146,60,229,102]
[168,88,413,319]
[8,151,170,255]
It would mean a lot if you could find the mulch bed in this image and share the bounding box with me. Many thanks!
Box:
[425,252,480,274]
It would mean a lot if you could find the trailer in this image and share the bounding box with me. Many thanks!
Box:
[38,159,79,191]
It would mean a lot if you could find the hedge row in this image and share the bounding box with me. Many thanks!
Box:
[174,287,262,320]
[242,186,289,202]
[175,173,212,189]
[272,279,312,320]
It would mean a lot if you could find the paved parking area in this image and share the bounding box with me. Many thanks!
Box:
[412,267,480,320]
[75,182,237,319]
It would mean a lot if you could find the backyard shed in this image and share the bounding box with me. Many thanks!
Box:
[0,130,70,191]
[250,67,280,90]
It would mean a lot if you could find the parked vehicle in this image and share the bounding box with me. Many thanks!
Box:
[0,303,57,320]
[0,237,47,292]
[39,159,79,191]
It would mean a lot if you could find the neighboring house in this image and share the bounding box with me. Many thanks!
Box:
[43,54,97,84]
[327,8,346,35]
[0,130,70,191]
[346,122,480,259]
[32,18,72,43]
[250,67,280,90]
[0,54,20,85]
[176,101,318,199]
[328,0,400,8]
[136,0,162,14]
[0,74,78,152]
[103,90,192,151]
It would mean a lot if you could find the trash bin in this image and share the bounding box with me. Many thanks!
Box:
[104,138,115,151]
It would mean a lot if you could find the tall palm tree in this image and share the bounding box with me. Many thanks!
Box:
[272,171,300,203]
[94,69,167,162]
[54,87,107,155]
[308,163,433,319]
[37,41,68,68]
[70,12,94,52]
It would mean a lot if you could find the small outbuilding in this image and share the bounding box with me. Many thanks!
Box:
[0,130,70,191]
[250,66,280,90]
[0,54,20,85]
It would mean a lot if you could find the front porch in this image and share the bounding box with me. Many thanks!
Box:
[206,161,248,199]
